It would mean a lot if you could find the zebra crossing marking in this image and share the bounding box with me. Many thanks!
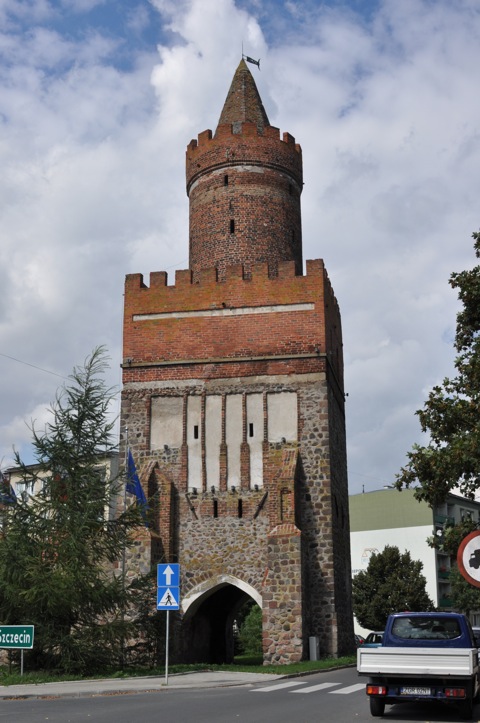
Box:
[330,683,366,694]
[252,681,308,692]
[251,680,365,695]
[291,682,340,694]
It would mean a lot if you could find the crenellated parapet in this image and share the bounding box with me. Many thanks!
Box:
[124,258,330,307]
[122,258,343,392]
[124,259,341,345]
[186,123,303,194]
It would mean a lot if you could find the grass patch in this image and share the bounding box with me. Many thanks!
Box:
[227,655,356,675]
[0,655,355,687]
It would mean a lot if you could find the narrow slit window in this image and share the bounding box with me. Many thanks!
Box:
[249,422,254,438]
[224,175,229,186]
[193,424,199,440]
[230,219,235,233]
[238,499,243,519]
[213,500,218,518]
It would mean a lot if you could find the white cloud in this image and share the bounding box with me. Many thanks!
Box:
[1,0,479,495]
[0,0,53,28]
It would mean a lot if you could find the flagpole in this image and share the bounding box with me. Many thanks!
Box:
[120,426,128,669]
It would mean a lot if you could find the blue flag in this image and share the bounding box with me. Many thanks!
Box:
[127,450,148,524]
[0,471,16,505]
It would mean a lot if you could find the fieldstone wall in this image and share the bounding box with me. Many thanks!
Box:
[263,523,303,663]
[327,380,354,655]
[121,368,353,663]
[295,376,353,656]
[179,512,269,595]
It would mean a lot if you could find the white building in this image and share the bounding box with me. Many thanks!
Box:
[1,452,120,523]
[349,488,480,636]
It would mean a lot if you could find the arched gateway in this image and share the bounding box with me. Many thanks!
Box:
[120,60,354,664]
[181,575,260,664]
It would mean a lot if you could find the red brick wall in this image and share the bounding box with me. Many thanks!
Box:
[122,259,341,382]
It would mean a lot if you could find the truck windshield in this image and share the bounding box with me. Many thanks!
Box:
[391,617,461,640]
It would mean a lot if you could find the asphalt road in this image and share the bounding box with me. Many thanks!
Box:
[1,667,479,723]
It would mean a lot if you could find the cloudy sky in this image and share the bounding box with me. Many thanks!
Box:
[1,0,479,496]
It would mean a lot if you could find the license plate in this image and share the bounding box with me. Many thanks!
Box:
[400,686,431,696]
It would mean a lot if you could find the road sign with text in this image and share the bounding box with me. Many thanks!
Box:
[157,563,180,610]
[0,625,34,649]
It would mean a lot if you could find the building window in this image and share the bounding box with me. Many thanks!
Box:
[213,499,218,518]
[193,425,199,440]
[249,422,254,438]
[224,175,229,186]
[230,219,235,233]
[238,499,243,518]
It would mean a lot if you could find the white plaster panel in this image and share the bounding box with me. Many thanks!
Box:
[133,302,313,321]
[206,395,221,488]
[150,396,183,450]
[226,394,242,488]
[247,393,263,488]
[187,396,202,491]
[267,392,298,442]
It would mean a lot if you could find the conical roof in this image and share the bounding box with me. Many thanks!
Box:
[216,58,270,133]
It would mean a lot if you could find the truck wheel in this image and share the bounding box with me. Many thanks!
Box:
[370,697,385,717]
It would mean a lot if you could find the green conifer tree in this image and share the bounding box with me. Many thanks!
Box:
[0,347,144,673]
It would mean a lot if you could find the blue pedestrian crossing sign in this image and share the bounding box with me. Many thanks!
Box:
[157,563,180,611]
[157,587,179,609]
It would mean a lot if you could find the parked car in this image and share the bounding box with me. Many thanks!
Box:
[361,631,383,647]
[472,626,480,647]
[355,634,365,647]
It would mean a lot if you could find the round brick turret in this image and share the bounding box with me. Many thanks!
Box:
[186,60,303,280]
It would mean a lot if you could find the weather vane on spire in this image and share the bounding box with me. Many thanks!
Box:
[241,43,260,69]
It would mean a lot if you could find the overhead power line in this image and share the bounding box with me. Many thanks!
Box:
[0,352,68,380]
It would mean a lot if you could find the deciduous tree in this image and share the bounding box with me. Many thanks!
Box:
[352,546,434,631]
[396,231,480,505]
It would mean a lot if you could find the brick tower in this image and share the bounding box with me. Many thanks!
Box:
[121,59,353,663]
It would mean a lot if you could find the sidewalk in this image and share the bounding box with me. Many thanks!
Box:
[0,670,284,700]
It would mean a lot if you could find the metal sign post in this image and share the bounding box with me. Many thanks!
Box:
[157,564,180,685]
[165,610,170,686]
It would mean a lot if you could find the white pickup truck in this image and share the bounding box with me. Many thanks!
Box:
[357,612,480,719]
